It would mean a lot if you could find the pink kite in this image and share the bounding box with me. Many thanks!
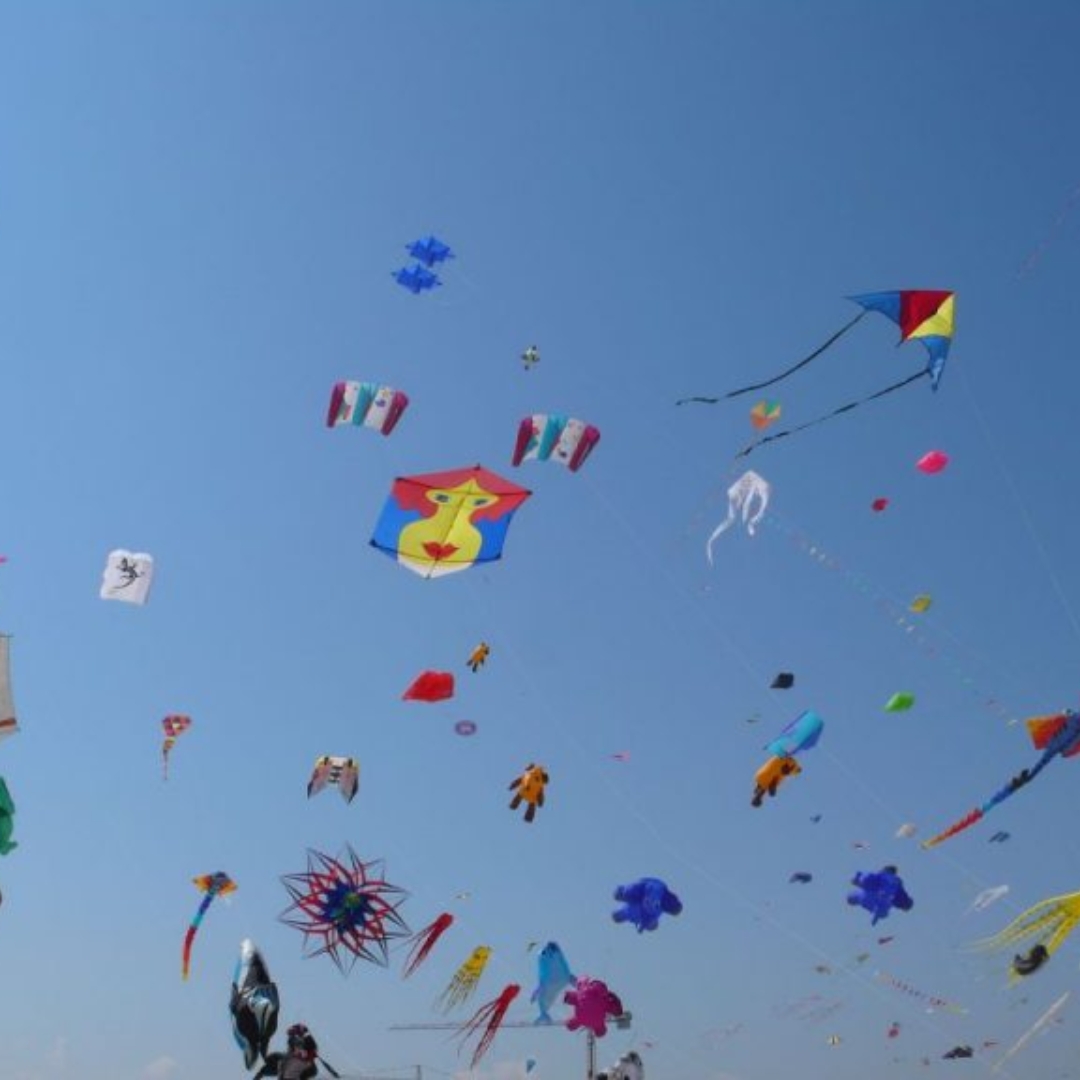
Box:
[916,451,949,474]
[564,977,624,1037]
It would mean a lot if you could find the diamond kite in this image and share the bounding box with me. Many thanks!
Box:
[371,466,531,579]
[280,847,409,972]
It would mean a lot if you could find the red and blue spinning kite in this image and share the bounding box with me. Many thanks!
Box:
[678,290,955,454]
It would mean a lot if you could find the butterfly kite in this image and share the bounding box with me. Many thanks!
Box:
[923,710,1080,848]
[678,290,955,455]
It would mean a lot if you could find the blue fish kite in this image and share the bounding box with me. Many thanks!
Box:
[531,941,574,1024]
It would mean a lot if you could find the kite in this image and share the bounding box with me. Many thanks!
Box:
[789,872,813,884]
[100,549,154,605]
[909,594,933,613]
[990,831,1011,843]
[874,971,965,1013]
[887,1022,901,1039]
[607,1052,645,1080]
[884,693,915,712]
[0,776,16,854]
[847,866,913,925]
[511,414,601,472]
[454,720,477,736]
[255,1023,337,1080]
[612,877,683,932]
[401,912,454,978]
[406,235,454,267]
[994,992,1069,1072]
[521,345,540,370]
[679,290,956,455]
[753,710,824,807]
[403,670,455,702]
[966,885,1010,914]
[923,710,1080,847]
[706,470,770,563]
[161,714,191,779]
[393,264,441,294]
[971,890,1080,980]
[749,400,781,429]
[466,643,490,673]
[326,381,409,435]
[371,466,531,579]
[455,984,520,1069]
[895,823,917,839]
[917,450,950,474]
[826,1035,842,1047]
[564,977,624,1037]
[280,846,410,972]
[871,497,889,512]
[183,872,236,980]
[0,636,17,743]
[230,938,280,1070]
[306,756,359,804]
[533,941,575,1023]
[771,672,794,689]
[943,1046,974,1060]
[508,763,549,823]
[438,946,493,1011]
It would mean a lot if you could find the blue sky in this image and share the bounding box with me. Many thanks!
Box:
[2,3,1080,1079]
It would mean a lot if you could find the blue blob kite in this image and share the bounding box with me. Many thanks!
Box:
[847,866,913,926]
[612,877,683,933]
[406,235,454,267]
[393,264,442,294]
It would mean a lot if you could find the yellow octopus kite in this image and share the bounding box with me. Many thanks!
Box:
[437,945,493,1012]
[972,889,1080,981]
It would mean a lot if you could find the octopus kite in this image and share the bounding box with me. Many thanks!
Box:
[455,984,520,1069]
[401,912,454,979]
[509,763,549,822]
[972,890,1080,981]
[280,846,410,972]
[438,946,493,1011]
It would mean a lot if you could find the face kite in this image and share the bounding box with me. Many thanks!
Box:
[371,466,531,580]
[280,847,410,972]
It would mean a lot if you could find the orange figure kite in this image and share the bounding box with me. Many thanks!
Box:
[509,764,549,823]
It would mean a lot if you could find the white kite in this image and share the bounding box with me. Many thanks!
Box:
[306,755,360,803]
[707,470,771,564]
[100,550,154,605]
[0,636,17,744]
[967,884,1010,915]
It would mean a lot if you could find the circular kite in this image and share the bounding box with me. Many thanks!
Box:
[280,846,410,972]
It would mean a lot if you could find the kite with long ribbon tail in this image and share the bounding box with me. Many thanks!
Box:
[923,710,1080,848]
[971,890,1080,981]
[183,872,236,979]
[455,984,520,1069]
[401,912,454,978]
[678,290,955,455]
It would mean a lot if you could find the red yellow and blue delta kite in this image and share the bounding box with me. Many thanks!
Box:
[678,289,956,454]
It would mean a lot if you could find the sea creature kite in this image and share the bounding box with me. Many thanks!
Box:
[371,466,531,579]
[280,847,410,972]
[438,945,492,1010]
[183,872,236,979]
[706,470,770,563]
[512,415,601,472]
[161,714,191,779]
[0,776,16,854]
[923,710,1080,847]
[679,290,956,455]
[455,984,520,1069]
[612,877,683,932]
[0,636,17,744]
[306,756,359,803]
[509,763,549,822]
[847,866,913,925]
[393,264,441,294]
[533,942,575,1023]
[466,643,490,673]
[752,710,824,807]
[326,381,409,435]
[230,938,280,1070]
[564,977,624,1037]
[971,890,1080,980]
[401,912,454,979]
[100,549,154,604]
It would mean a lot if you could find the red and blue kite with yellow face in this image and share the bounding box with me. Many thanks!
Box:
[370,465,531,579]
[678,289,955,454]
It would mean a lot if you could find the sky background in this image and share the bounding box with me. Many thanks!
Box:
[2,3,1080,1079]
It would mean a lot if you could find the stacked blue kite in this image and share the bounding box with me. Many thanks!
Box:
[393,235,454,294]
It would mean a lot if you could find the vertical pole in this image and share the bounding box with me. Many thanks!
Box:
[586,1031,596,1080]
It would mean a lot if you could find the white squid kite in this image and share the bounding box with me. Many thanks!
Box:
[706,471,770,564]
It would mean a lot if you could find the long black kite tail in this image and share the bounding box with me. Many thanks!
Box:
[736,368,929,458]
[724,309,867,399]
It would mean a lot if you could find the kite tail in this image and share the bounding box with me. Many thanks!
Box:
[737,369,928,458]
[182,893,216,979]
[921,807,984,849]
[724,310,867,399]
[458,984,520,1070]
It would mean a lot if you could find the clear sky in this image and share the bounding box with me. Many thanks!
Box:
[2,3,1080,1079]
